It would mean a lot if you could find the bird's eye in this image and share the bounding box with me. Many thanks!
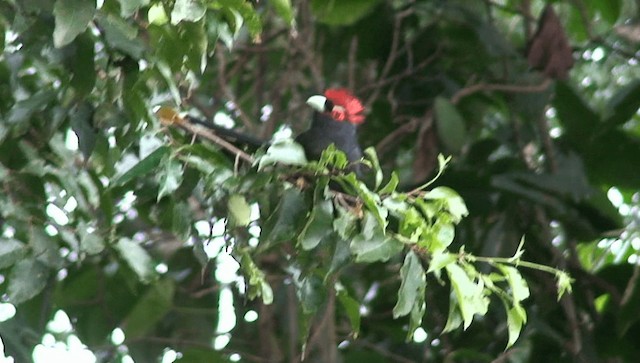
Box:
[324,99,335,112]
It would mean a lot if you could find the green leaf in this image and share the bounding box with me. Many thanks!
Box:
[603,79,640,129]
[378,171,399,195]
[446,263,489,329]
[8,258,49,305]
[258,140,308,169]
[270,0,295,27]
[311,0,381,25]
[332,205,358,240]
[556,271,573,300]
[79,228,104,255]
[427,250,456,276]
[0,239,27,269]
[586,0,621,24]
[157,156,183,201]
[554,82,600,145]
[31,227,64,268]
[261,188,309,247]
[95,12,145,59]
[434,97,467,153]
[118,0,149,17]
[423,186,469,222]
[148,3,169,25]
[116,238,156,282]
[68,31,96,95]
[299,273,326,314]
[217,0,262,41]
[350,212,403,263]
[497,265,530,302]
[228,194,252,227]
[504,301,527,348]
[123,278,176,339]
[53,0,96,47]
[240,251,273,304]
[171,0,205,24]
[442,295,463,333]
[363,147,383,190]
[70,102,97,160]
[299,198,334,250]
[336,287,361,337]
[113,146,169,187]
[393,251,426,318]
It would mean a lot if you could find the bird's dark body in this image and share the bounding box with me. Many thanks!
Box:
[295,112,362,163]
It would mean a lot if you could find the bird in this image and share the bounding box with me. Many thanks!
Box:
[170,88,366,171]
[296,88,365,169]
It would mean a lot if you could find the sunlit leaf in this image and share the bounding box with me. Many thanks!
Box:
[228,194,252,227]
[171,0,205,24]
[116,238,156,282]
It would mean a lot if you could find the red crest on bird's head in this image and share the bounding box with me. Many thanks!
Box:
[324,88,365,125]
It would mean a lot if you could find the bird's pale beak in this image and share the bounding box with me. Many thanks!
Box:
[306,95,327,113]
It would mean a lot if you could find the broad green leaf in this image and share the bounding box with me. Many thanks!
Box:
[157,156,183,201]
[554,82,600,145]
[228,194,252,227]
[442,295,463,333]
[148,3,169,24]
[504,300,527,348]
[497,265,530,302]
[113,146,169,186]
[350,212,403,263]
[299,198,333,250]
[299,274,326,314]
[258,140,308,169]
[586,0,621,24]
[68,32,96,95]
[70,102,97,160]
[423,186,468,222]
[604,79,640,129]
[337,287,361,337]
[261,188,309,247]
[0,239,27,269]
[327,235,352,277]
[123,278,176,339]
[118,0,149,17]
[332,205,358,240]
[8,258,49,305]
[79,228,104,255]
[95,12,145,59]
[393,251,426,318]
[427,250,456,276]
[217,0,262,40]
[171,0,205,24]
[434,97,467,153]
[311,0,381,25]
[31,227,64,268]
[116,238,156,282]
[446,263,489,329]
[53,0,96,47]
[7,90,56,128]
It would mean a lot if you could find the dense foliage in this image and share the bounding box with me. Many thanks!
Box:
[0,0,639,362]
